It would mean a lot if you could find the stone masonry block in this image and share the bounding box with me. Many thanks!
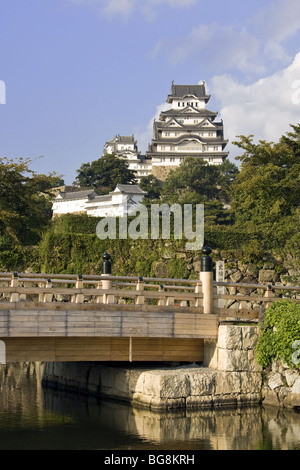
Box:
[242,326,259,350]
[215,371,241,395]
[218,348,251,371]
[218,325,242,350]
[160,372,190,399]
[240,372,262,393]
[189,370,216,396]
[142,371,162,399]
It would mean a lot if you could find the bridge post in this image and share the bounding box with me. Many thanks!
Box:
[158,285,165,306]
[135,277,145,305]
[195,281,202,307]
[43,279,53,303]
[75,275,84,303]
[10,273,20,303]
[101,253,115,304]
[264,285,275,308]
[200,246,214,314]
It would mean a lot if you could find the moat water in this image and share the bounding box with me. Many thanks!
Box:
[0,363,299,451]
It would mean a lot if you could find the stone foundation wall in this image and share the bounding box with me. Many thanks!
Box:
[151,165,173,183]
[262,361,300,408]
[42,324,270,410]
[151,253,300,296]
[43,361,262,411]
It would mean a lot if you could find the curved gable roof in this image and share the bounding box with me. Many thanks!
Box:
[167,84,211,103]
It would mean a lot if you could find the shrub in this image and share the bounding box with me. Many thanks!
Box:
[255,300,300,369]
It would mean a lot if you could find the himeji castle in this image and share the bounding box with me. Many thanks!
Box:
[147,82,229,181]
[52,83,229,217]
[103,82,229,182]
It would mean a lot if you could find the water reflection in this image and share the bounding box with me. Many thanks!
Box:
[0,363,299,450]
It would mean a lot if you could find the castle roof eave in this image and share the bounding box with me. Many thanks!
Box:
[166,84,211,103]
[146,151,229,158]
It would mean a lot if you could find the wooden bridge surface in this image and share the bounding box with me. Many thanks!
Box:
[0,272,299,363]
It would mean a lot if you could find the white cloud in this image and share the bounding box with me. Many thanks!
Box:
[66,0,196,20]
[166,23,265,76]
[210,52,300,159]
[66,0,135,19]
[103,0,135,18]
[151,0,300,79]
[251,0,300,45]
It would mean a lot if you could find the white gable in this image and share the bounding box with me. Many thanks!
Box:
[199,118,217,128]
[163,118,183,128]
[181,106,199,114]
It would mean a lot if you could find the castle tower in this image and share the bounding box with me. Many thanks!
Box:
[146,82,229,182]
[103,134,152,183]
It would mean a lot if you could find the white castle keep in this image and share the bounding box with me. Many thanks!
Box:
[103,82,229,182]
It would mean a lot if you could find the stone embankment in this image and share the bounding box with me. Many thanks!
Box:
[39,325,289,411]
[153,252,299,291]
[262,361,300,408]
[42,324,300,410]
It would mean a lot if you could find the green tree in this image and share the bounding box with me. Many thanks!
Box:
[230,125,300,250]
[0,157,63,245]
[160,157,234,227]
[218,159,239,203]
[231,127,300,225]
[162,157,221,204]
[139,174,161,200]
[75,154,136,193]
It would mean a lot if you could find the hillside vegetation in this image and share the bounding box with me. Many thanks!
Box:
[0,124,299,277]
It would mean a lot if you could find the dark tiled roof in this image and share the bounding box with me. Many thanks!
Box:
[56,190,96,201]
[106,135,136,144]
[115,184,146,194]
[154,120,223,132]
[160,108,217,118]
[167,84,211,102]
[147,151,229,158]
[151,135,228,146]
[86,195,112,204]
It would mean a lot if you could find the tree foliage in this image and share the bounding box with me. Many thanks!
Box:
[160,157,237,225]
[139,174,161,200]
[162,158,222,203]
[0,157,63,245]
[75,154,137,193]
[231,124,300,251]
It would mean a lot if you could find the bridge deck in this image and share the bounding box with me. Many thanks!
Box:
[0,272,298,363]
[0,302,218,339]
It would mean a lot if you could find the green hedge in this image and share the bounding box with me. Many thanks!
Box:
[0,212,298,275]
[255,300,300,369]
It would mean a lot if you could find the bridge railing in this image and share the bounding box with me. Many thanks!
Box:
[0,270,299,322]
[0,272,203,308]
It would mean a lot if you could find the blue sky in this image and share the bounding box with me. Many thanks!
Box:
[1,0,300,183]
